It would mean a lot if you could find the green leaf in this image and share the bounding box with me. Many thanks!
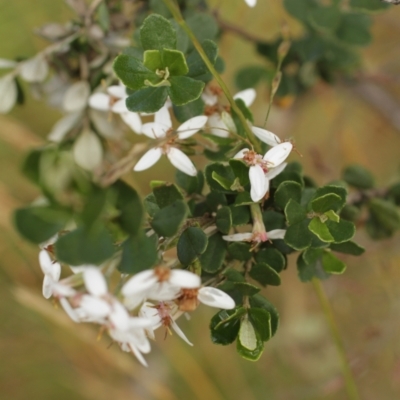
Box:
[230,205,250,226]
[186,13,219,44]
[250,263,281,286]
[254,248,286,273]
[14,206,70,244]
[175,170,203,195]
[330,241,365,256]
[228,242,252,261]
[162,49,189,76]
[216,206,232,235]
[229,159,250,187]
[275,181,303,210]
[80,188,108,227]
[118,232,159,273]
[237,317,264,361]
[297,251,330,282]
[308,217,334,242]
[177,227,208,265]
[186,39,218,81]
[325,210,340,223]
[153,183,184,208]
[387,182,400,206]
[249,294,279,336]
[210,308,243,345]
[113,181,143,235]
[96,1,110,31]
[173,97,205,123]
[231,99,254,138]
[113,55,159,90]
[342,164,374,189]
[283,0,317,22]
[325,219,355,243]
[205,163,235,193]
[140,14,177,51]
[212,171,233,190]
[303,247,324,265]
[22,148,42,184]
[168,76,205,106]
[143,50,163,71]
[322,251,346,274]
[143,193,160,218]
[199,233,227,273]
[233,282,260,296]
[285,219,313,250]
[235,65,271,91]
[249,308,272,342]
[126,86,168,113]
[150,200,188,237]
[369,198,400,231]
[336,13,372,47]
[349,0,390,12]
[311,193,342,214]
[285,199,307,225]
[262,210,286,230]
[309,6,341,32]
[312,185,347,212]
[234,192,253,206]
[55,225,114,266]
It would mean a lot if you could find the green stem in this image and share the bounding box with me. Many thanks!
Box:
[312,278,360,400]
[162,0,261,153]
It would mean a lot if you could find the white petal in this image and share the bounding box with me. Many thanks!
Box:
[83,267,108,296]
[139,302,162,327]
[39,249,53,275]
[52,282,76,297]
[198,287,235,309]
[169,270,201,288]
[89,109,121,139]
[234,88,256,107]
[154,104,172,128]
[177,116,208,139]
[264,142,293,167]
[122,270,158,297]
[252,126,281,147]
[167,147,197,176]
[111,98,128,113]
[109,301,130,330]
[171,319,193,346]
[48,111,82,142]
[129,343,148,367]
[222,233,253,242]
[73,129,103,171]
[107,85,126,99]
[19,55,48,82]
[59,297,79,322]
[88,93,110,111]
[267,229,286,240]
[147,283,181,301]
[265,162,287,180]
[249,165,268,202]
[0,75,17,114]
[245,0,257,6]
[120,112,142,133]
[233,148,250,159]
[134,147,163,171]
[141,122,168,139]
[0,58,17,69]
[202,91,218,106]
[207,113,229,138]
[80,295,111,318]
[42,275,53,299]
[63,81,90,112]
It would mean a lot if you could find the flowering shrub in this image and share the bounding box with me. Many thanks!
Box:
[3,0,400,379]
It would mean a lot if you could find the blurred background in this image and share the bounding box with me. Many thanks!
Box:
[1,0,400,399]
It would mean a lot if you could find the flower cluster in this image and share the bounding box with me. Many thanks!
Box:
[39,244,235,367]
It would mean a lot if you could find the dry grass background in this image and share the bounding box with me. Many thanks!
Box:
[1,1,400,399]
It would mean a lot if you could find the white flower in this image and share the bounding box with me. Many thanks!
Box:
[222,229,286,243]
[234,142,292,202]
[122,267,201,310]
[39,249,61,299]
[177,287,235,311]
[139,301,193,346]
[134,105,207,176]
[245,0,257,7]
[251,126,282,147]
[89,85,142,133]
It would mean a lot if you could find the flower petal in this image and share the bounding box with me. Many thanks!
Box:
[80,295,111,318]
[134,147,163,172]
[171,319,193,346]
[167,147,197,176]
[111,98,128,114]
[249,165,268,202]
[267,229,286,240]
[245,0,257,7]
[39,249,53,275]
[88,93,110,111]
[83,267,108,296]
[48,111,83,142]
[129,343,148,367]
[233,148,250,159]
[73,129,103,171]
[122,270,158,297]
[234,88,256,107]
[198,287,235,309]
[207,113,229,138]
[19,55,49,83]
[59,297,79,322]
[63,81,90,112]
[170,270,201,288]
[222,233,253,242]
[107,85,126,99]
[252,126,281,147]
[154,104,172,128]
[264,142,293,167]
[120,112,142,133]
[265,162,287,180]
[141,122,168,139]
[177,116,208,139]
[42,275,53,299]
[109,301,130,330]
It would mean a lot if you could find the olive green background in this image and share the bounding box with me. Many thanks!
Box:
[1,1,400,399]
